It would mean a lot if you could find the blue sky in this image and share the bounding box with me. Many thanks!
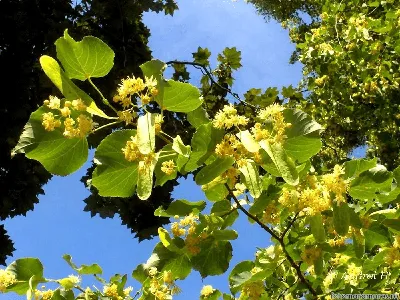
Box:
[1,0,302,298]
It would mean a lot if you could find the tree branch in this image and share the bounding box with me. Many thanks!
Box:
[224,184,318,298]
[281,212,300,239]
[165,61,257,110]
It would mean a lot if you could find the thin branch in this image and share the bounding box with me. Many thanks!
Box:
[165,61,257,110]
[281,212,300,239]
[224,184,318,298]
[87,77,118,114]
[334,0,344,47]
[224,183,280,241]
[91,121,122,134]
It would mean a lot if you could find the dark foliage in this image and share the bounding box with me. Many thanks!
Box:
[0,0,179,265]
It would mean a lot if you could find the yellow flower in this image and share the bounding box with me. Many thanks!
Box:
[140,93,151,105]
[103,284,121,300]
[161,160,176,175]
[117,110,135,125]
[76,114,93,137]
[71,99,86,111]
[63,117,77,138]
[148,267,158,277]
[60,106,71,117]
[123,286,133,297]
[171,222,185,237]
[321,165,347,203]
[345,263,362,286]
[212,104,248,129]
[42,112,61,131]
[301,246,322,265]
[200,285,214,297]
[240,281,264,299]
[145,75,157,88]
[118,76,146,98]
[0,269,16,292]
[44,95,61,109]
[163,271,174,284]
[122,136,143,162]
[323,271,337,289]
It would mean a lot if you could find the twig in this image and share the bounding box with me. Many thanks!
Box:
[88,77,118,114]
[165,61,257,110]
[281,212,300,239]
[91,121,122,134]
[224,183,318,298]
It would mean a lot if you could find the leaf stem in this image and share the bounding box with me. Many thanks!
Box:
[87,77,118,114]
[91,121,122,134]
[224,183,318,298]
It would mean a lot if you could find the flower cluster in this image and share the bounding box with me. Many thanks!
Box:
[147,268,180,300]
[34,289,54,300]
[0,269,16,293]
[301,246,322,265]
[212,104,248,129]
[277,166,348,216]
[103,283,133,300]
[121,135,156,172]
[200,285,215,297]
[238,281,265,300]
[113,76,158,108]
[170,214,208,255]
[42,96,93,138]
[161,160,176,175]
[344,263,362,286]
[253,103,291,144]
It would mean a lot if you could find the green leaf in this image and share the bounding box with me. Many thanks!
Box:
[260,140,299,185]
[62,254,102,275]
[249,187,279,215]
[191,239,233,278]
[344,158,377,179]
[314,255,323,276]
[195,157,235,185]
[162,80,203,112]
[137,113,155,155]
[237,131,260,153]
[228,261,254,294]
[364,222,390,250]
[172,136,191,157]
[349,165,393,200]
[184,124,224,172]
[187,106,210,129]
[137,153,158,200]
[192,47,211,65]
[158,228,182,253]
[12,107,88,176]
[212,230,238,241]
[92,130,138,197]
[55,29,114,80]
[204,183,229,202]
[133,242,191,281]
[6,258,44,295]
[154,199,206,217]
[140,59,167,106]
[310,213,326,243]
[333,202,350,236]
[353,232,365,259]
[217,47,242,70]
[239,160,263,198]
[282,109,322,162]
[383,219,400,232]
[39,55,110,119]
